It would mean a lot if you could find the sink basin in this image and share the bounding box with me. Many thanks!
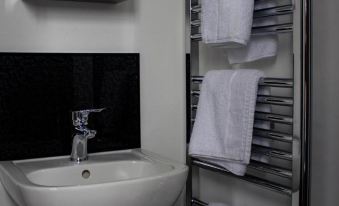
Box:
[0,149,188,206]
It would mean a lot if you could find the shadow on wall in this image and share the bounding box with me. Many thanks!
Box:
[18,0,137,22]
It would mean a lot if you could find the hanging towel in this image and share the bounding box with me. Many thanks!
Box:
[227,1,279,64]
[189,69,265,176]
[201,0,254,48]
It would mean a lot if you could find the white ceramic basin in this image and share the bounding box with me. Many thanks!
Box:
[0,149,188,206]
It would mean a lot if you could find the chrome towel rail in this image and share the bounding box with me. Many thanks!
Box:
[252,145,293,161]
[192,198,208,206]
[191,76,294,88]
[191,159,292,196]
[191,105,293,125]
[190,119,293,143]
[249,160,292,178]
[187,0,310,205]
[191,23,293,41]
[257,95,293,106]
[255,111,293,125]
[191,4,294,19]
[192,90,293,106]
[253,128,293,143]
[254,4,294,18]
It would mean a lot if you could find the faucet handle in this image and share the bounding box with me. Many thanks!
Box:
[72,108,105,127]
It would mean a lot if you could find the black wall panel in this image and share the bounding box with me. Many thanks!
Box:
[0,53,140,160]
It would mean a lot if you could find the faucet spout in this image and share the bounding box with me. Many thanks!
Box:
[70,108,105,163]
[70,129,97,163]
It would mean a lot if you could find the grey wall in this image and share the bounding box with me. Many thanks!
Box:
[311,0,339,205]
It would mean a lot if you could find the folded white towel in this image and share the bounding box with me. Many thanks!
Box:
[189,69,265,176]
[209,202,229,206]
[201,0,254,48]
[227,1,279,64]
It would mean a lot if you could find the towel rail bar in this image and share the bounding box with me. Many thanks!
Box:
[191,90,293,106]
[191,198,208,206]
[257,95,293,106]
[191,76,294,88]
[252,145,293,161]
[191,4,294,19]
[190,118,293,143]
[249,160,292,178]
[191,105,293,125]
[253,128,293,143]
[255,111,293,125]
[191,159,292,195]
[191,23,293,40]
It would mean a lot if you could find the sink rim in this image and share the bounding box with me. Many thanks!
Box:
[24,160,175,187]
[0,149,187,190]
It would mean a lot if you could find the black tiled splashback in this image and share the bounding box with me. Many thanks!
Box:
[0,53,140,161]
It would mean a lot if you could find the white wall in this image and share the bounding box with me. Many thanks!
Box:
[0,0,136,52]
[0,0,186,163]
[310,0,339,205]
[0,0,186,205]
[135,0,186,164]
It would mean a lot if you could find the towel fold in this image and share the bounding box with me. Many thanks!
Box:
[189,69,264,176]
[227,34,278,64]
[201,0,254,48]
[227,1,279,64]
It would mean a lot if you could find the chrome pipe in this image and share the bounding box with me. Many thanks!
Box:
[191,23,293,40]
[257,95,293,106]
[190,118,293,143]
[191,159,292,195]
[252,145,293,161]
[253,128,293,143]
[191,198,208,206]
[191,76,294,88]
[249,160,292,178]
[191,4,294,19]
[191,105,293,125]
[192,90,293,106]
[254,111,293,125]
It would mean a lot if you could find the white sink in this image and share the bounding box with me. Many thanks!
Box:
[0,149,188,206]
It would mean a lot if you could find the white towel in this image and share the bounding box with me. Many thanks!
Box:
[201,0,254,48]
[189,69,265,176]
[227,1,279,64]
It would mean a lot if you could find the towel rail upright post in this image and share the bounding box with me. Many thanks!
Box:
[185,0,311,205]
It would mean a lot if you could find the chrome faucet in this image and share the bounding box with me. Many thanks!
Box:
[70,108,105,163]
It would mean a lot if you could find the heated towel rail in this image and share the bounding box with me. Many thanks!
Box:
[186,0,311,205]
